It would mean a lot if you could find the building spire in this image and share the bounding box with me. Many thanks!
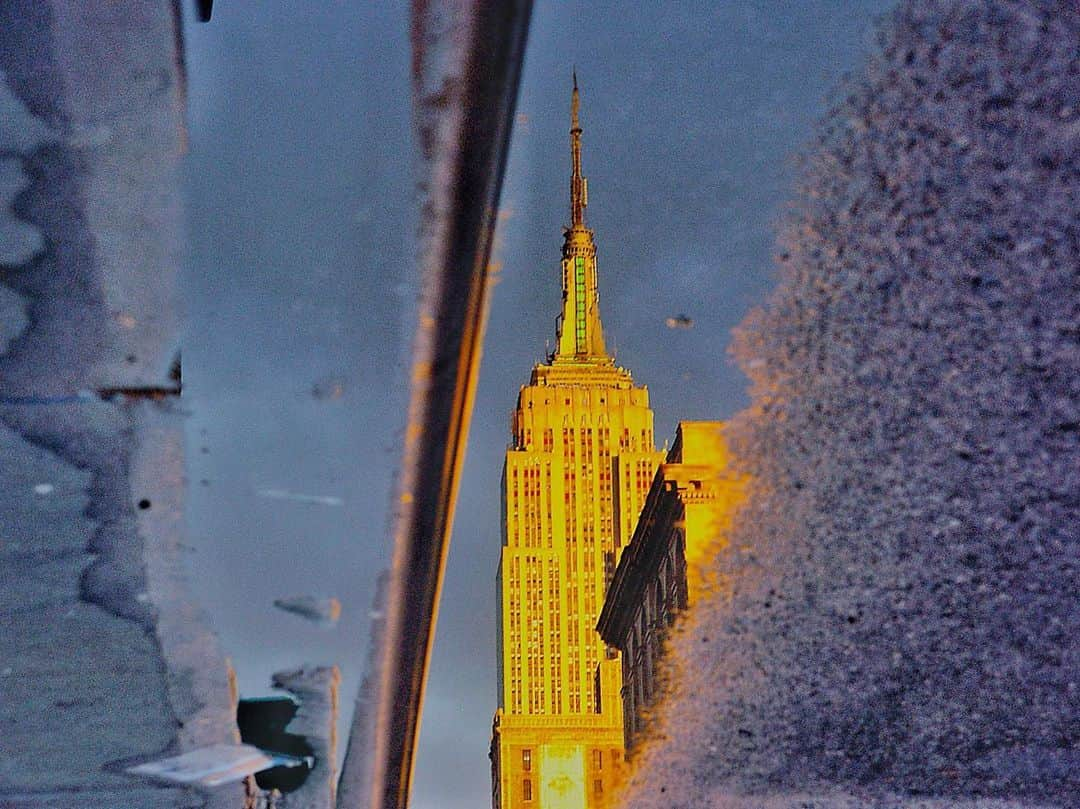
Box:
[570,70,586,228]
[552,71,608,363]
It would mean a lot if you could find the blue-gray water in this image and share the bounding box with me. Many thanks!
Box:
[179,0,411,765]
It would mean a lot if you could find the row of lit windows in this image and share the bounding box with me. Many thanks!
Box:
[516,416,649,452]
[526,556,545,713]
[508,557,523,712]
[563,421,581,717]
[597,428,614,553]
[519,388,635,409]
[567,655,581,712]
[545,463,553,545]
[548,559,562,713]
[585,641,598,713]
[580,426,594,458]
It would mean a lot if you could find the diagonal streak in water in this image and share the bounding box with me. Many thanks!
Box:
[336,2,533,808]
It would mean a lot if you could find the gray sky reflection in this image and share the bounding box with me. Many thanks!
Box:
[179,0,411,763]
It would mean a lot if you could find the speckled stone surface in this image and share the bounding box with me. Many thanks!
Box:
[619,1,1079,807]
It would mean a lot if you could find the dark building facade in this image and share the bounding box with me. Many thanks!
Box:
[596,421,744,754]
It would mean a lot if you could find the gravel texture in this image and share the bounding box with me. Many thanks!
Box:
[618,1,1079,806]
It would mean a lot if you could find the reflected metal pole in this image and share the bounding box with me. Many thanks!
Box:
[337,2,532,807]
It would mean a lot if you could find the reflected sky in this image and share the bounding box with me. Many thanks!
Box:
[178,0,893,804]
[179,0,411,761]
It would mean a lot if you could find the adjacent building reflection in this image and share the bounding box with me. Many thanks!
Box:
[597,422,745,754]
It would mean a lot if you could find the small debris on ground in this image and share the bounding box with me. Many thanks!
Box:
[311,375,346,400]
[665,314,694,329]
[256,488,344,507]
[273,595,342,625]
[127,743,305,787]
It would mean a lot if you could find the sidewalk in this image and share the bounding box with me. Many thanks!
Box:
[0,3,241,807]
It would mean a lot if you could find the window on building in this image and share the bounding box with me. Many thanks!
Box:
[593,748,603,769]
[522,748,531,772]
[594,778,603,796]
[523,778,532,801]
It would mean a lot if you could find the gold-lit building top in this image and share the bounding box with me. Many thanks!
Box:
[552,70,606,364]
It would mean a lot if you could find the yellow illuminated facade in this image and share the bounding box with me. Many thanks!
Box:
[596,422,749,754]
[489,76,664,809]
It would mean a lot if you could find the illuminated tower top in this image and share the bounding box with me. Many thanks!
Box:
[553,73,609,363]
[569,69,586,229]
[491,72,665,809]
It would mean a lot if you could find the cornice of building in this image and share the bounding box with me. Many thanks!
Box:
[496,712,625,732]
[527,360,636,389]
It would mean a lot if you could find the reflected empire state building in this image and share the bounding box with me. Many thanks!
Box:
[490,76,664,808]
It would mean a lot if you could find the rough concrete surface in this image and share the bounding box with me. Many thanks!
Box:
[619,1,1079,807]
[0,2,242,807]
[271,666,341,809]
